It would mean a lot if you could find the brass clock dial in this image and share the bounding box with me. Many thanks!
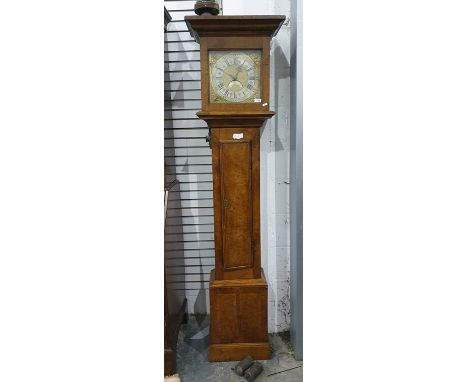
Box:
[209,50,261,103]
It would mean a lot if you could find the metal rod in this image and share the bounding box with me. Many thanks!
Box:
[266,365,302,377]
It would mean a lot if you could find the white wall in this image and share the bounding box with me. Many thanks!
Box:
[223,0,292,333]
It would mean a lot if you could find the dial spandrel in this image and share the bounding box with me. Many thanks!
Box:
[209,50,261,104]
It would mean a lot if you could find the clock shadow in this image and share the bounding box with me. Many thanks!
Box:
[271,43,291,154]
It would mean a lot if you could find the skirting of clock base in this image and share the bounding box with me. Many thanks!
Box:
[209,342,271,362]
[209,269,270,362]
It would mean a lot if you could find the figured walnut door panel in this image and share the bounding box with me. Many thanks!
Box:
[220,140,253,269]
[212,128,261,280]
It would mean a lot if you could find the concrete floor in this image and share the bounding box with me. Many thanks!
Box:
[176,315,303,382]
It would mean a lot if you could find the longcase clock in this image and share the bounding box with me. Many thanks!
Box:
[185,15,285,362]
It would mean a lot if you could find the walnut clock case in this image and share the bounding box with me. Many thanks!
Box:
[185,15,285,362]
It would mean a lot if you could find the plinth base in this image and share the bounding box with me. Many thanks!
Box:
[209,342,271,362]
[208,269,270,361]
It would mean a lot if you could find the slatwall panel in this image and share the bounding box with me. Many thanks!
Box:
[164,2,216,314]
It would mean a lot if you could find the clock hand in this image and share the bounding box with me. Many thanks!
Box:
[219,69,236,81]
[233,66,243,81]
[215,66,233,80]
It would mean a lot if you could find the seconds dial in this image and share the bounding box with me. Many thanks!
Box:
[209,50,261,103]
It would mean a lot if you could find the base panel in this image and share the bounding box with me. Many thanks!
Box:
[209,342,271,361]
[209,269,270,362]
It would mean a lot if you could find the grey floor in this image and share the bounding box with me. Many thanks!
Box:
[176,315,303,382]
